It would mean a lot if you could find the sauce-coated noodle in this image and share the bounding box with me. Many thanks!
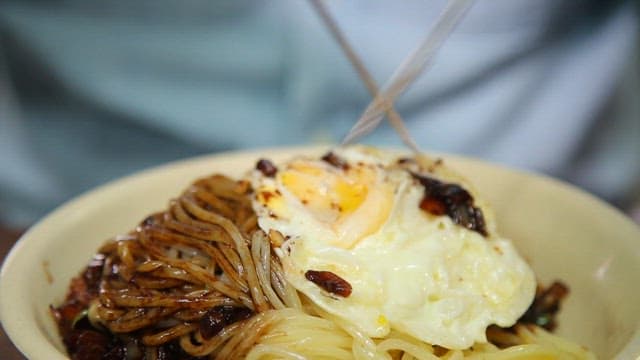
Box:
[52,171,595,359]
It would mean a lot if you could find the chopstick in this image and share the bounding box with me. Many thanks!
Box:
[340,0,475,146]
[308,0,421,154]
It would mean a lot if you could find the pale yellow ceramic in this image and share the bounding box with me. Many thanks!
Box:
[1,147,639,359]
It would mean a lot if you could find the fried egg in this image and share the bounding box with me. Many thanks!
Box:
[248,146,535,350]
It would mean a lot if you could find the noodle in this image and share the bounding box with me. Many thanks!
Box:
[52,172,596,360]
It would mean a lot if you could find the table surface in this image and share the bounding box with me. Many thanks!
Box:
[0,226,26,360]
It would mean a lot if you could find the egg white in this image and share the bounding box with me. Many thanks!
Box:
[248,146,535,350]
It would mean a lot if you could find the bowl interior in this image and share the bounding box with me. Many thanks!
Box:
[1,146,639,359]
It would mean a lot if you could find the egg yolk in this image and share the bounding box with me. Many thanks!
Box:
[277,160,392,248]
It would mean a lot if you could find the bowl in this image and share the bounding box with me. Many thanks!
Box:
[1,146,639,359]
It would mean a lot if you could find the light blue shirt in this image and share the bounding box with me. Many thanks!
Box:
[0,1,638,226]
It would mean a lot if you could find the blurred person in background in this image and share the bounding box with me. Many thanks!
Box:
[0,0,638,234]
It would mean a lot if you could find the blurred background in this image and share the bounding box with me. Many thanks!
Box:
[0,1,639,358]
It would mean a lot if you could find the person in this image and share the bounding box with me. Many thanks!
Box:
[0,0,638,229]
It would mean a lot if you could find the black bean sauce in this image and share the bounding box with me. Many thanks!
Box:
[412,173,487,236]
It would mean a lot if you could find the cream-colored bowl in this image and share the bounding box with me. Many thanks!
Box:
[1,146,639,359]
